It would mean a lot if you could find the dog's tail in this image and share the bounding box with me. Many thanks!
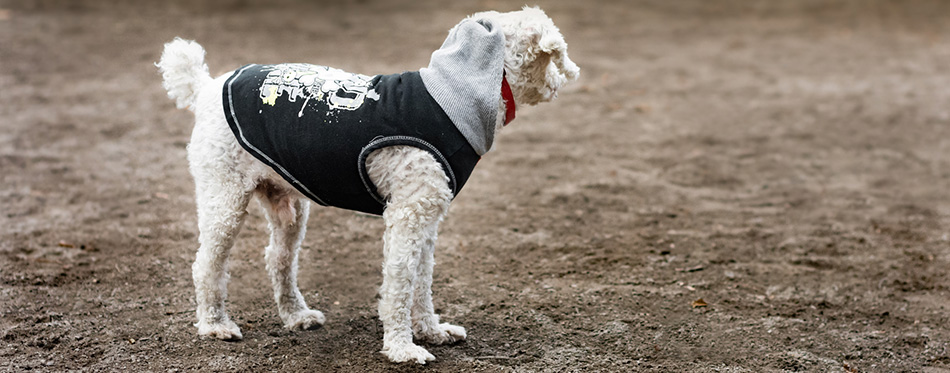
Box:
[157,38,212,111]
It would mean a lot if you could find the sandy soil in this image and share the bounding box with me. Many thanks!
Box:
[3,0,950,371]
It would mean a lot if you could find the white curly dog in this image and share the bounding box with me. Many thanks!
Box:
[157,7,578,364]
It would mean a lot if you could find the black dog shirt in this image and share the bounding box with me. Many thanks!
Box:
[222,63,481,215]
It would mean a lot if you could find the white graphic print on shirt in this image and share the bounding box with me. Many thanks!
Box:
[258,64,379,116]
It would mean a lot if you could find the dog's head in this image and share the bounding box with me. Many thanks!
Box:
[471,6,580,106]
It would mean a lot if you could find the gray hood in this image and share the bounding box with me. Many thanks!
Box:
[420,18,505,156]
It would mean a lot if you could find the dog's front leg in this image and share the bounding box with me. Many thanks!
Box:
[378,196,445,364]
[371,149,457,364]
[410,228,467,345]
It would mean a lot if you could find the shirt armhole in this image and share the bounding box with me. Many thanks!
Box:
[357,136,459,205]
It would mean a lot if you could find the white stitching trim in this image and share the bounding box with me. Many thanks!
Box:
[225,64,329,206]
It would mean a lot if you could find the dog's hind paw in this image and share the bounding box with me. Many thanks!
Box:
[416,322,467,345]
[283,309,326,330]
[381,342,436,364]
[196,320,243,341]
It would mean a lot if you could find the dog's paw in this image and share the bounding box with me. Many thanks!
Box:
[416,323,467,345]
[196,320,243,341]
[283,309,326,330]
[381,342,436,364]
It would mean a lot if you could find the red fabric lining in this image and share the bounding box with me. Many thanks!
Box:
[501,73,516,125]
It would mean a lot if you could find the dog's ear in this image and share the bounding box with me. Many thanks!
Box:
[537,30,580,83]
[539,32,562,54]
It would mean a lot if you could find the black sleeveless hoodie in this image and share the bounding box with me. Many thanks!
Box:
[221,18,504,215]
[222,64,479,215]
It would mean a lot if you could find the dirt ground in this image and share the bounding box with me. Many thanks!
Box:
[3,0,950,371]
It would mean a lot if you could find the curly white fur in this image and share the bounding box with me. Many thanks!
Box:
[157,6,577,364]
[474,6,580,106]
[157,38,212,110]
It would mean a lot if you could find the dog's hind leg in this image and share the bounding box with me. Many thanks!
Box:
[256,182,325,330]
[191,175,252,341]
